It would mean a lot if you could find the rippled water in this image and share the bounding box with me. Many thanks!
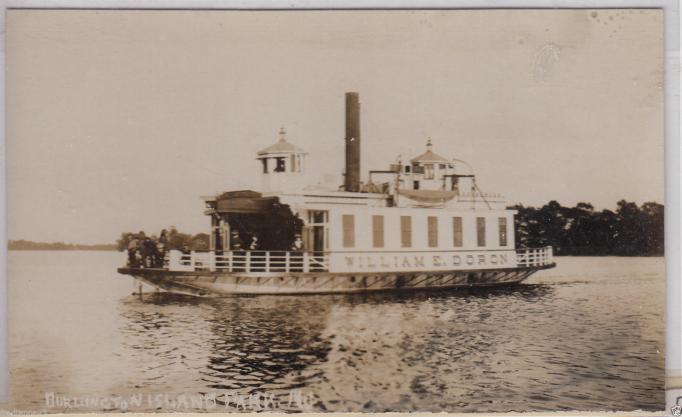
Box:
[5,251,664,412]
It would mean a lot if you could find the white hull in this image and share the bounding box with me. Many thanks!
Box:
[118,264,554,297]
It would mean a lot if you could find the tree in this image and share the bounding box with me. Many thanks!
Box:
[508,200,663,256]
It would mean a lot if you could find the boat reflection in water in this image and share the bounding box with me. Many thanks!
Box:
[117,285,554,412]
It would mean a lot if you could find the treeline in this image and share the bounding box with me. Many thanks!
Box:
[9,240,117,251]
[508,200,664,256]
[116,227,210,252]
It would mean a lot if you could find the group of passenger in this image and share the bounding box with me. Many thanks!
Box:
[126,230,171,268]
[127,227,306,270]
[227,231,303,251]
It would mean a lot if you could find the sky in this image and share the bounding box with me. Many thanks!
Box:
[7,9,664,244]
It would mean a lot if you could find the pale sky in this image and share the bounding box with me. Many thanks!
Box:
[7,9,664,244]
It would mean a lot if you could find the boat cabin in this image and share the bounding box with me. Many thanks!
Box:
[172,92,553,274]
[198,133,549,275]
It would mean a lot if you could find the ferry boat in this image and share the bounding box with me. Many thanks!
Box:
[117,92,555,296]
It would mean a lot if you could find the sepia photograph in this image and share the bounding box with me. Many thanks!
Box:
[2,5,672,413]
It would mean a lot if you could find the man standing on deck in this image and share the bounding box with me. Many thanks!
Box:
[127,235,139,267]
[230,230,243,251]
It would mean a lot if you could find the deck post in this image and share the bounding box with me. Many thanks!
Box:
[285,252,290,273]
[246,251,251,273]
[265,252,270,272]
[208,251,216,272]
[303,252,310,273]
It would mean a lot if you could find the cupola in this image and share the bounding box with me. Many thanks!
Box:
[256,127,307,192]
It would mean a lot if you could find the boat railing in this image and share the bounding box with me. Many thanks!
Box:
[167,250,330,273]
[516,246,554,267]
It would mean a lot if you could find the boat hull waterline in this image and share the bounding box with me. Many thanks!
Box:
[117,264,555,297]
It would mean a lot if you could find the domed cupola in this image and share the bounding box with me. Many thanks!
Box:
[256,127,307,192]
[410,139,449,165]
[404,139,454,191]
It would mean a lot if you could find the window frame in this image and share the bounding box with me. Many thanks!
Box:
[372,215,385,248]
[342,214,355,248]
[400,216,412,248]
[452,216,463,247]
[476,217,486,247]
[498,217,508,247]
[427,216,438,248]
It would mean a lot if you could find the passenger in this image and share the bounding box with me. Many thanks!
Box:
[291,234,303,251]
[127,235,140,267]
[230,231,244,271]
[290,234,303,272]
[230,231,243,251]
[136,230,147,267]
[157,229,169,267]
[248,236,264,271]
[141,237,156,268]
[158,229,168,248]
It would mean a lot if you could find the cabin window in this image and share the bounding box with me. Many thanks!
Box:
[342,214,355,248]
[413,180,420,190]
[405,165,411,173]
[453,217,463,247]
[476,217,486,247]
[372,215,384,248]
[427,216,438,247]
[274,157,286,172]
[262,159,269,173]
[498,217,508,246]
[307,210,329,251]
[439,164,446,170]
[400,216,412,248]
[424,164,435,179]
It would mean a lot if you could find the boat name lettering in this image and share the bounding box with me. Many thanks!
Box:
[343,253,509,269]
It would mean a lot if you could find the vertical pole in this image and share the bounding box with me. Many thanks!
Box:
[285,252,290,273]
[246,251,251,273]
[265,252,270,273]
[344,92,361,192]
[303,252,310,273]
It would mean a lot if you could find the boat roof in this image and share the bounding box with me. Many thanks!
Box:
[410,149,450,163]
[256,128,305,156]
[410,140,450,163]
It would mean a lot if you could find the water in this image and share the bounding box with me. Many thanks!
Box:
[5,251,664,412]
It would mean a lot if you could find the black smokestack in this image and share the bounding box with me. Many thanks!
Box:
[344,92,361,192]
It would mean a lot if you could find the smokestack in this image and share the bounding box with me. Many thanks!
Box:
[344,92,361,192]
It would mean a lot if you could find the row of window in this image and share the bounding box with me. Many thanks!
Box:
[342,215,508,249]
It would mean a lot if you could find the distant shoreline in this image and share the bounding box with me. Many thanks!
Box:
[9,248,118,251]
[8,240,117,251]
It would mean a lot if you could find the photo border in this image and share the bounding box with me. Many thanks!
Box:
[0,0,678,414]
